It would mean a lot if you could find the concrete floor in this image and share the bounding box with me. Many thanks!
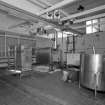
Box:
[0,69,105,105]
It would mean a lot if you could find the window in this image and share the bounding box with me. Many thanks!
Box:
[58,32,67,38]
[57,31,74,38]
[100,17,105,31]
[86,19,99,34]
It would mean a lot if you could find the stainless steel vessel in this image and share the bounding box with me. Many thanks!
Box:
[80,54,105,91]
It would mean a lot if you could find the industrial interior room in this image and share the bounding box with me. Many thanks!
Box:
[0,0,105,105]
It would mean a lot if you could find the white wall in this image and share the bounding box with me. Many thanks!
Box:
[75,31,105,54]
[0,13,29,34]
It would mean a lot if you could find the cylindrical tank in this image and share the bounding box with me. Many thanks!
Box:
[80,54,105,91]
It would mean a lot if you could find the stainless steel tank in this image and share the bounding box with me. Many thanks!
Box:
[80,54,105,91]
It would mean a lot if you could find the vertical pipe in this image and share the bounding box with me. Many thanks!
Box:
[55,30,58,49]
[62,31,63,44]
[93,46,95,54]
[0,35,1,57]
[18,36,20,45]
[0,35,3,57]
[66,35,69,52]
[62,31,64,64]
[73,35,75,53]
[4,33,7,57]
[54,30,57,49]
[66,35,69,64]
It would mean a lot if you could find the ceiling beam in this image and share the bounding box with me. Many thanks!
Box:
[38,0,77,15]
[27,0,46,8]
[0,0,83,35]
[74,13,105,23]
[36,0,52,7]
[59,9,69,17]
[61,4,105,21]
[0,0,42,14]
[8,21,32,29]
[0,7,39,24]
[37,0,69,17]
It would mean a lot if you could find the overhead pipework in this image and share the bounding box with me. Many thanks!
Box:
[38,0,78,15]
[0,0,83,36]
[61,4,105,21]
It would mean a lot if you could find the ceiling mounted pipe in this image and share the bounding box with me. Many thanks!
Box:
[0,0,83,36]
[38,0,78,15]
[61,4,105,21]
